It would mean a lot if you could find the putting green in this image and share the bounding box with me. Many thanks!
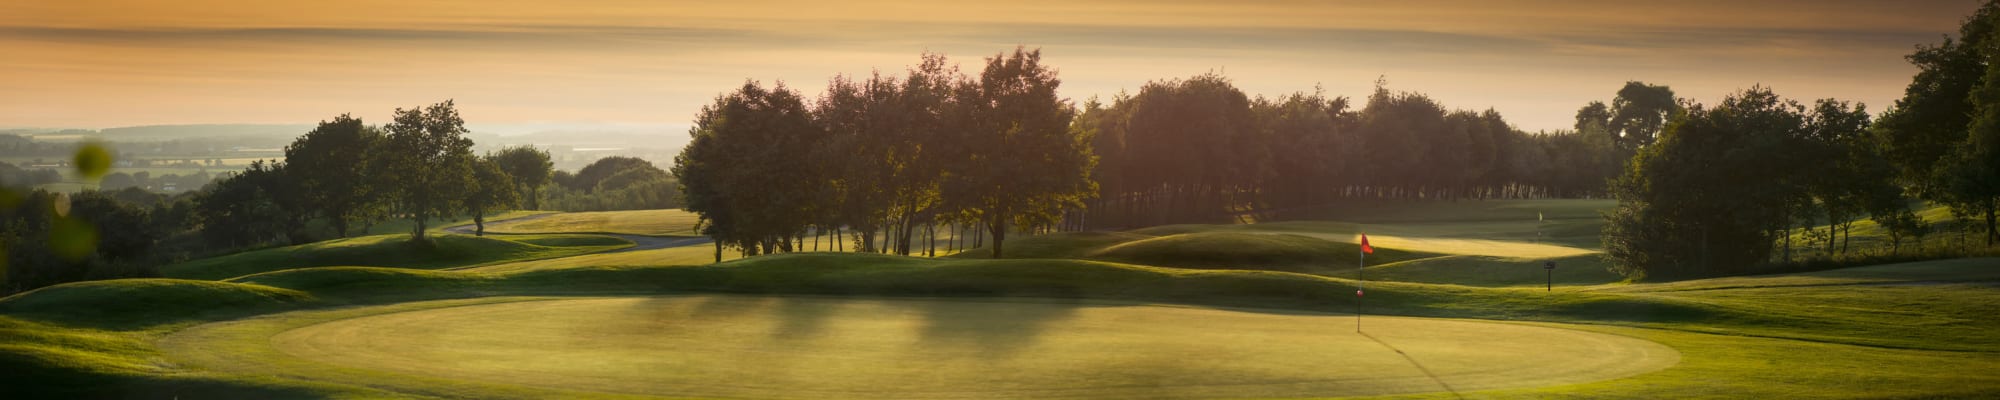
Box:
[166,295,1677,399]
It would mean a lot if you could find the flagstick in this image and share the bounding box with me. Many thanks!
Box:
[1356,241,1364,333]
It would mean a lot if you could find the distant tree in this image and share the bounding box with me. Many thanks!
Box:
[376,100,477,243]
[567,156,656,192]
[464,157,518,236]
[1356,85,1447,198]
[489,146,553,210]
[194,161,293,247]
[284,114,384,238]
[1120,73,1257,223]
[98,172,135,191]
[1608,81,1679,151]
[1575,101,1612,132]
[943,47,1096,258]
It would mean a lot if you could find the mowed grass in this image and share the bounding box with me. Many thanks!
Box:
[482,209,703,237]
[167,295,1675,399]
[160,233,632,281]
[5,199,1998,398]
[950,231,1446,273]
[4,252,1999,398]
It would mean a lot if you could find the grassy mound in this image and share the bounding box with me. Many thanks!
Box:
[161,233,629,281]
[0,279,310,327]
[1362,253,1626,287]
[482,209,703,237]
[1088,232,1435,271]
[946,231,1156,259]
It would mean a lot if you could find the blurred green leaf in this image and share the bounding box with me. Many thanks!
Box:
[73,142,114,181]
[50,216,98,263]
[0,187,18,210]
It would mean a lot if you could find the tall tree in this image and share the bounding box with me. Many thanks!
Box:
[1608,81,1678,151]
[464,157,519,236]
[377,100,477,243]
[944,47,1097,258]
[1875,2,2000,195]
[1604,87,1819,280]
[284,114,384,238]
[489,146,553,210]
[675,81,824,256]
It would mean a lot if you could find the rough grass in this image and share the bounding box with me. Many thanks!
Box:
[482,209,704,237]
[160,233,632,280]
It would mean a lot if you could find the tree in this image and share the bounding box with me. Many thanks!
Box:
[377,100,477,243]
[489,146,553,210]
[1875,2,2000,195]
[194,161,293,247]
[676,81,824,257]
[464,157,518,236]
[1608,81,1678,151]
[943,47,1097,258]
[1604,87,1821,280]
[285,113,384,238]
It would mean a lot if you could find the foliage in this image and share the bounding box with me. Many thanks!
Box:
[488,145,553,210]
[943,47,1097,258]
[1604,87,1917,280]
[463,157,519,236]
[283,114,384,238]
[375,100,477,242]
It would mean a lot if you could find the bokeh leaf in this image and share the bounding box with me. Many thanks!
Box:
[73,142,114,181]
[50,216,98,262]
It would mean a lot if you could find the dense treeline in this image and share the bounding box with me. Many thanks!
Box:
[1080,76,1647,227]
[1605,2,2000,280]
[2,102,558,293]
[675,48,1095,260]
[1603,87,1914,280]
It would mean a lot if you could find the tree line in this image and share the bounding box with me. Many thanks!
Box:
[1079,76,1662,228]
[674,48,1096,260]
[1605,1,2000,280]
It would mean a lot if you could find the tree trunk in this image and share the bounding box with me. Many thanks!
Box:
[413,214,429,242]
[1986,199,1997,246]
[474,212,486,236]
[713,241,722,263]
[988,215,1009,259]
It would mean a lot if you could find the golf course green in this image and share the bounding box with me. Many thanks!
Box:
[166,295,1676,399]
[6,202,1999,399]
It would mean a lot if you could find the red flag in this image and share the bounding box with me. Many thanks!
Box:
[1360,234,1374,254]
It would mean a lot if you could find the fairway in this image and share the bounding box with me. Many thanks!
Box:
[172,295,1678,399]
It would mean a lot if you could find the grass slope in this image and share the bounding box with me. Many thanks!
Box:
[1363,253,1627,287]
[160,233,631,280]
[949,231,1446,273]
[482,209,703,237]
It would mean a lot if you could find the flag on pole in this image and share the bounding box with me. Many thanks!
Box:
[1359,234,1374,254]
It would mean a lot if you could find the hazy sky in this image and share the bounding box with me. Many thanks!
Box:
[0,0,1985,134]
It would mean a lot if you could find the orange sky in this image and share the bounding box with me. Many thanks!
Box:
[0,0,1985,133]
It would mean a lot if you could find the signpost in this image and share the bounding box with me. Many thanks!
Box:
[1543,261,1557,292]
